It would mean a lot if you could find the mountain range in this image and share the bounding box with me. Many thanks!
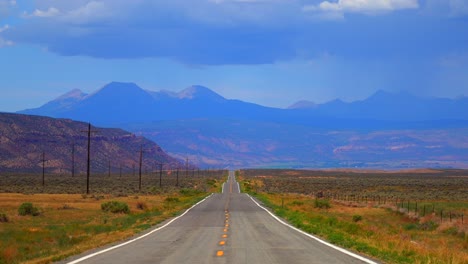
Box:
[0,112,183,173]
[17,82,468,169]
[20,82,468,126]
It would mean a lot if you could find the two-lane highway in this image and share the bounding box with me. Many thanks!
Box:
[64,171,375,264]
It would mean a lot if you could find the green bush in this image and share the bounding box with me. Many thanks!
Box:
[101,201,130,214]
[403,223,418,231]
[352,215,363,222]
[136,202,148,210]
[443,227,458,236]
[165,197,180,203]
[290,200,304,206]
[206,179,217,187]
[179,188,203,196]
[419,221,438,231]
[314,199,331,209]
[0,213,8,222]
[18,202,40,216]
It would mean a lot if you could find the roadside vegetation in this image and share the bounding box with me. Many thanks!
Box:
[0,171,226,263]
[238,169,468,264]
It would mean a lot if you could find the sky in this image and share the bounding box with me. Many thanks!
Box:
[0,0,467,112]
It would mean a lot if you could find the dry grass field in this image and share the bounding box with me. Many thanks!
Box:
[0,171,226,264]
[239,169,468,264]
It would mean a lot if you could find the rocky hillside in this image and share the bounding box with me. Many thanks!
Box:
[0,113,184,173]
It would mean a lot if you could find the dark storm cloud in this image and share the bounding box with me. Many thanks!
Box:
[1,0,467,65]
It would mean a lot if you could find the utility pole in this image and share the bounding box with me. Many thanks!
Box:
[176,167,179,187]
[42,151,46,187]
[82,123,98,194]
[108,160,111,177]
[71,142,75,177]
[137,146,145,192]
[185,158,189,178]
[159,163,163,188]
[119,164,122,178]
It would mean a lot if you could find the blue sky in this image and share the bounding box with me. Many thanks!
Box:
[0,0,467,112]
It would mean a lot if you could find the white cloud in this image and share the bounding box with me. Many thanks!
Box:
[304,0,419,17]
[0,38,13,47]
[23,1,114,24]
[210,0,282,3]
[63,1,110,24]
[423,0,468,17]
[449,0,468,16]
[0,0,16,19]
[31,7,60,17]
[0,24,13,47]
[0,24,8,33]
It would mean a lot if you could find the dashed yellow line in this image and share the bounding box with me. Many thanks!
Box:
[222,234,227,238]
[219,241,226,246]
[216,250,224,257]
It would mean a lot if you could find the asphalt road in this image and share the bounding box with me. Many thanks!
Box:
[65,171,375,264]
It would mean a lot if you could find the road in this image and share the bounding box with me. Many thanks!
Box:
[65,171,375,264]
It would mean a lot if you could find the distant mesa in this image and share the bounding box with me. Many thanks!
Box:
[0,112,184,173]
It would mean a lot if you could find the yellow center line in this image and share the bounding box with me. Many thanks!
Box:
[219,177,233,259]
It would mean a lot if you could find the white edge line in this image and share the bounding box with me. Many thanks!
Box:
[67,193,214,264]
[247,194,378,264]
[222,182,225,194]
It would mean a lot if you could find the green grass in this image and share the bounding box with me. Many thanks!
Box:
[101,201,130,214]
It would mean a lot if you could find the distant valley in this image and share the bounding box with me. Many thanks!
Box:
[17,82,468,169]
